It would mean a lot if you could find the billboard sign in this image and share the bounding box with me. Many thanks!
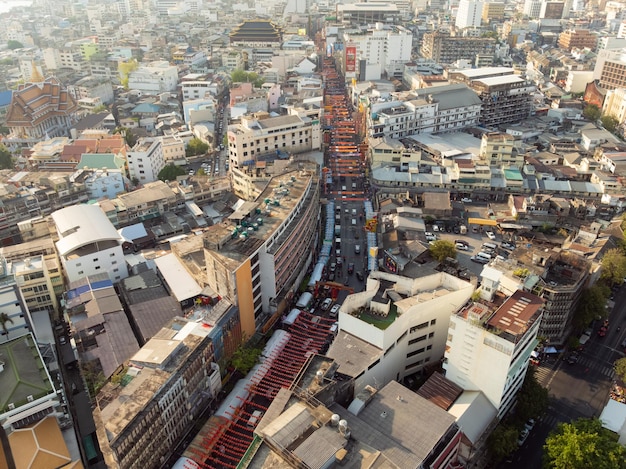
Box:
[345,45,356,73]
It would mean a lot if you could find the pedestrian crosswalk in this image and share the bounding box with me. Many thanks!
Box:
[572,354,615,380]
[534,354,615,386]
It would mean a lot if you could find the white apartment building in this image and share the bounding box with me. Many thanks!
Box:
[181,80,218,101]
[227,113,321,169]
[444,289,543,417]
[343,24,413,79]
[159,135,186,163]
[327,271,475,393]
[42,48,61,71]
[456,0,484,29]
[67,76,114,104]
[368,84,482,138]
[59,49,85,71]
[51,204,128,284]
[80,169,128,200]
[127,137,166,183]
[0,258,31,344]
[9,255,60,320]
[523,0,542,17]
[128,61,179,93]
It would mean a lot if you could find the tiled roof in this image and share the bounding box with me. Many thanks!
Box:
[5,77,78,129]
[229,19,283,43]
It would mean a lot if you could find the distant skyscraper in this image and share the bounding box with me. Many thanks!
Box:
[523,0,542,18]
[456,0,484,29]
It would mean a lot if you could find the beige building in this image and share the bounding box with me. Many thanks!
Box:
[159,134,186,164]
[479,132,525,168]
[202,168,319,337]
[226,113,321,170]
[96,318,222,469]
[603,87,626,126]
[482,1,505,21]
[9,255,61,319]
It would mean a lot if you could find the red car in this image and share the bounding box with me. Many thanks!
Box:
[598,326,607,337]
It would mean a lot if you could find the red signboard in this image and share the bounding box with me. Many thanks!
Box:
[345,45,356,73]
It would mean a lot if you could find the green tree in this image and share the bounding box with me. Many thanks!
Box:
[113,126,136,147]
[0,145,13,169]
[186,137,209,157]
[601,248,626,285]
[429,240,456,262]
[157,163,186,181]
[515,367,549,421]
[230,69,265,88]
[7,40,23,50]
[487,424,519,464]
[573,285,610,331]
[543,418,626,469]
[0,312,14,338]
[582,104,601,122]
[230,343,262,374]
[615,357,626,383]
[601,115,620,134]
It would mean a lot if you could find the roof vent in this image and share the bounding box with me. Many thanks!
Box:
[380,411,388,418]
[8,403,15,410]
[27,395,34,402]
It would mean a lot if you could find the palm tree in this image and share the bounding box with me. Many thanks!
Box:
[0,312,13,338]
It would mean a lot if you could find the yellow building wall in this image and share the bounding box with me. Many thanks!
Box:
[235,259,256,339]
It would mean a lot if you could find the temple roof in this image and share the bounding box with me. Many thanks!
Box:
[229,19,283,44]
[6,77,78,129]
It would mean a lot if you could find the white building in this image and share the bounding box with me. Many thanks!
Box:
[0,258,30,344]
[79,169,128,200]
[343,24,413,80]
[181,80,218,101]
[67,76,114,104]
[327,271,475,393]
[127,138,166,184]
[523,0,542,17]
[51,204,127,284]
[368,84,482,138]
[128,61,179,93]
[59,49,85,72]
[444,288,543,417]
[603,87,626,127]
[456,0,484,29]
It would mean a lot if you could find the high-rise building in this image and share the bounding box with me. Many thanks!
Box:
[420,31,496,64]
[558,29,598,52]
[593,48,626,90]
[448,67,535,127]
[127,137,166,184]
[523,0,542,17]
[444,290,544,417]
[456,0,484,29]
[482,1,505,22]
[202,168,319,337]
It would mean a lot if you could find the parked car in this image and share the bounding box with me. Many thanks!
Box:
[517,428,530,447]
[356,271,364,281]
[524,419,536,431]
[321,298,333,311]
[501,242,515,250]
[347,263,355,274]
[455,243,469,251]
[330,304,340,317]
[486,231,496,240]
[461,197,472,203]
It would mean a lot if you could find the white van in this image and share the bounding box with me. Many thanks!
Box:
[482,242,497,252]
[247,410,264,428]
[477,252,492,262]
[351,219,356,225]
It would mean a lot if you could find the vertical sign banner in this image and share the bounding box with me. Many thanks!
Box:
[345,45,356,73]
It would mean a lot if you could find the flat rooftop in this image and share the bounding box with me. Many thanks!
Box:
[0,334,54,413]
[487,290,543,337]
[203,169,315,267]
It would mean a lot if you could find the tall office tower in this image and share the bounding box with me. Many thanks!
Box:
[456,0,485,29]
